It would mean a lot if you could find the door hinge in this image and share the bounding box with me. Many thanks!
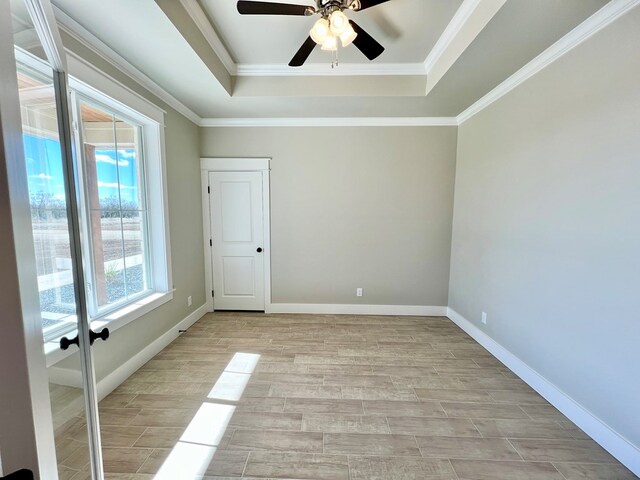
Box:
[212,290,215,298]
[207,186,210,194]
[209,239,212,247]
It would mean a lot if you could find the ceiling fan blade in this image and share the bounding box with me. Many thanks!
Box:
[237,1,309,15]
[289,36,316,67]
[356,0,391,11]
[349,20,385,61]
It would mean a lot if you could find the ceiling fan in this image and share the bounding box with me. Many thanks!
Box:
[237,0,391,67]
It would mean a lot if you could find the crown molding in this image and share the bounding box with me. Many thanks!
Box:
[457,0,640,124]
[177,0,237,75]
[424,0,506,96]
[236,62,427,77]
[52,5,202,125]
[424,0,483,72]
[199,117,458,127]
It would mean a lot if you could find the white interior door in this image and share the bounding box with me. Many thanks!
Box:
[209,171,265,311]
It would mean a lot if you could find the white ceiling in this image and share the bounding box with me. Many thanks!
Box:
[47,0,610,120]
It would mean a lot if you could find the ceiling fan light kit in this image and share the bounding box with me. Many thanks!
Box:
[329,10,349,35]
[236,0,390,67]
[310,17,330,43]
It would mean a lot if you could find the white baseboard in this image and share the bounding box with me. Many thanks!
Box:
[267,303,448,316]
[447,307,640,477]
[48,304,208,399]
[97,304,208,400]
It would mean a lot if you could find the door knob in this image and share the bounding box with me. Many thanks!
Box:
[90,328,110,345]
[257,247,263,253]
[60,334,79,351]
[60,328,110,351]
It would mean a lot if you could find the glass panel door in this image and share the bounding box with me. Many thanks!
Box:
[11,0,104,478]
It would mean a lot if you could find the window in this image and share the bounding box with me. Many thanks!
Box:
[16,49,172,343]
[75,98,151,315]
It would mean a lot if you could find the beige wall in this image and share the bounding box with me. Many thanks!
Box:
[449,8,640,446]
[55,34,206,380]
[201,126,457,307]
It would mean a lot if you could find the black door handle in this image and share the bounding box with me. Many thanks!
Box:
[257,247,263,253]
[60,328,110,351]
[90,328,110,345]
[60,334,79,351]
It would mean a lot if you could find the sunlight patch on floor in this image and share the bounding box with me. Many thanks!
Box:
[153,352,260,479]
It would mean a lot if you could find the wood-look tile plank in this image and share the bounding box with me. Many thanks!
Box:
[369,366,438,376]
[509,438,619,463]
[441,402,528,419]
[519,404,566,420]
[132,427,183,448]
[295,355,355,365]
[349,456,456,480]
[129,408,198,427]
[486,389,549,404]
[324,374,394,387]
[451,459,565,479]
[391,375,464,389]
[387,416,481,437]
[471,418,576,439]
[324,433,421,456]
[227,429,324,452]
[244,452,349,480]
[99,426,146,448]
[229,411,303,431]
[268,384,342,399]
[284,398,364,414]
[362,400,446,418]
[302,414,390,433]
[101,447,152,474]
[416,436,521,460]
[98,394,136,409]
[414,388,492,403]
[342,386,417,401]
[553,462,637,479]
[124,394,204,410]
[456,376,530,390]
[98,408,142,426]
[252,373,324,384]
[255,363,309,374]
[235,397,286,413]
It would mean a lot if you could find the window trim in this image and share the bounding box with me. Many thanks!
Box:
[15,48,174,350]
[67,54,174,320]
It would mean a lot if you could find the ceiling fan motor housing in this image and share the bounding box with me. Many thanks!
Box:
[311,0,361,17]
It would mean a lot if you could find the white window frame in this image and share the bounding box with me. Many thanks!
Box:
[71,91,154,319]
[15,48,173,359]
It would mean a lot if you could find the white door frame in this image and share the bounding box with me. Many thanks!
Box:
[201,158,272,313]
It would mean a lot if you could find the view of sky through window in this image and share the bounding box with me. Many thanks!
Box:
[24,134,139,206]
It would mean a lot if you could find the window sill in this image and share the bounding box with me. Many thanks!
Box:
[45,290,174,367]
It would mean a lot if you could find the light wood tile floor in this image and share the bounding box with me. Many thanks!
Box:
[53,313,637,479]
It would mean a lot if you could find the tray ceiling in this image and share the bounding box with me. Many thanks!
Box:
[48,0,611,120]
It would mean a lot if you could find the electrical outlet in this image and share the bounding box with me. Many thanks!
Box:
[187,296,193,307]
[356,288,363,297]
[481,312,487,325]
